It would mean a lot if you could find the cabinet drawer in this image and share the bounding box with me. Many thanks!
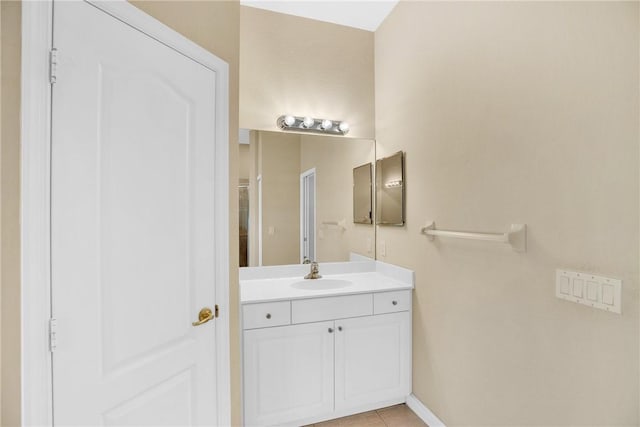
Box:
[243,301,291,329]
[292,294,373,324]
[373,290,411,314]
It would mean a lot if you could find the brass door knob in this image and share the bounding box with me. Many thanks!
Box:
[192,307,214,326]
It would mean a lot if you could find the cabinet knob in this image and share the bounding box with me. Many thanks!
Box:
[392,300,398,306]
[338,326,343,331]
[265,313,271,319]
[328,328,334,333]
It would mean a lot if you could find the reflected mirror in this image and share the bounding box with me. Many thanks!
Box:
[353,163,373,224]
[376,151,405,226]
[238,130,375,266]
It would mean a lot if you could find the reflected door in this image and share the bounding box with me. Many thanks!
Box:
[239,182,249,267]
[51,2,219,424]
[300,169,316,263]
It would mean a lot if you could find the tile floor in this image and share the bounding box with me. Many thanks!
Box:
[304,404,428,427]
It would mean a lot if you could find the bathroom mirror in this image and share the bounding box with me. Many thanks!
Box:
[238,130,375,267]
[376,151,405,226]
[353,163,373,224]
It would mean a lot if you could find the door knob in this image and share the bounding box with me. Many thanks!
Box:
[192,307,214,326]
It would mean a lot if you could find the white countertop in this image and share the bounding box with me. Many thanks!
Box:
[241,271,413,304]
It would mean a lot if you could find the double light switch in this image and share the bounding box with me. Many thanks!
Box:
[556,269,621,314]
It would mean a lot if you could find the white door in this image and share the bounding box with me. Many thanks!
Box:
[300,169,316,263]
[334,313,411,411]
[243,322,335,426]
[51,2,224,424]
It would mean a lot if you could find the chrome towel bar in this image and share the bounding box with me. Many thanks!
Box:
[421,221,526,252]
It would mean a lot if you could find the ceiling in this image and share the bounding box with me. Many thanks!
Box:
[240,1,399,32]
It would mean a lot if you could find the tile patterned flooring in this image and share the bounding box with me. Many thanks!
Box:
[304,404,428,427]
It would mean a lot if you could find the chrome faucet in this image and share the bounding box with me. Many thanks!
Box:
[304,262,322,279]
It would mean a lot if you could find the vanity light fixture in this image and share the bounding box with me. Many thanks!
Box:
[384,179,403,189]
[277,115,350,136]
[283,115,296,127]
[302,116,315,128]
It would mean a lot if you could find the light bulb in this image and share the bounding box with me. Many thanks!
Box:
[302,117,314,128]
[320,119,333,130]
[338,122,350,133]
[283,115,295,127]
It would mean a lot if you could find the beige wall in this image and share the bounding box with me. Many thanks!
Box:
[1,1,21,425]
[300,135,375,262]
[259,131,301,265]
[239,6,375,140]
[239,144,250,181]
[1,3,3,420]
[0,1,242,424]
[375,2,639,425]
[248,130,260,267]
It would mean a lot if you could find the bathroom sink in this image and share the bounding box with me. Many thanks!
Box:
[291,279,353,290]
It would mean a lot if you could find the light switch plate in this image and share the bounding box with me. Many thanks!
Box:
[556,269,622,314]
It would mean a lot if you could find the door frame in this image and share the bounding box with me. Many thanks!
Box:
[257,174,263,266]
[21,1,231,425]
[299,168,317,263]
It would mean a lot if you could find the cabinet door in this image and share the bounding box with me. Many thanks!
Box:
[335,312,411,410]
[244,321,335,426]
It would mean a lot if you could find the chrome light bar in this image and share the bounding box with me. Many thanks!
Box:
[277,115,350,136]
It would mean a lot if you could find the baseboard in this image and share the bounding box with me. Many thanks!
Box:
[406,394,446,427]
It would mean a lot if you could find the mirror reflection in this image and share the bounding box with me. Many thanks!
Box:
[239,130,375,267]
[353,163,373,224]
[376,151,405,226]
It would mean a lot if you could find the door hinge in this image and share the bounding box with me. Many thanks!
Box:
[49,318,58,352]
[214,304,220,318]
[49,48,58,84]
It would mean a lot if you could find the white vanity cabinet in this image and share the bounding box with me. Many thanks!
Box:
[242,290,412,427]
[334,312,410,411]
[243,321,335,426]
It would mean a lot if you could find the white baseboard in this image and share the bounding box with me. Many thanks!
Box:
[406,394,446,427]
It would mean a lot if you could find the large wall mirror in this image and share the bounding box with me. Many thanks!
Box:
[238,130,376,267]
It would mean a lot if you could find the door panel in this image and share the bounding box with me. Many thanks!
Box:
[243,322,335,426]
[334,312,411,410]
[100,67,192,374]
[51,2,218,424]
[103,370,193,426]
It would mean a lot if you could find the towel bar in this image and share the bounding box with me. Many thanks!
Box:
[421,221,526,252]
